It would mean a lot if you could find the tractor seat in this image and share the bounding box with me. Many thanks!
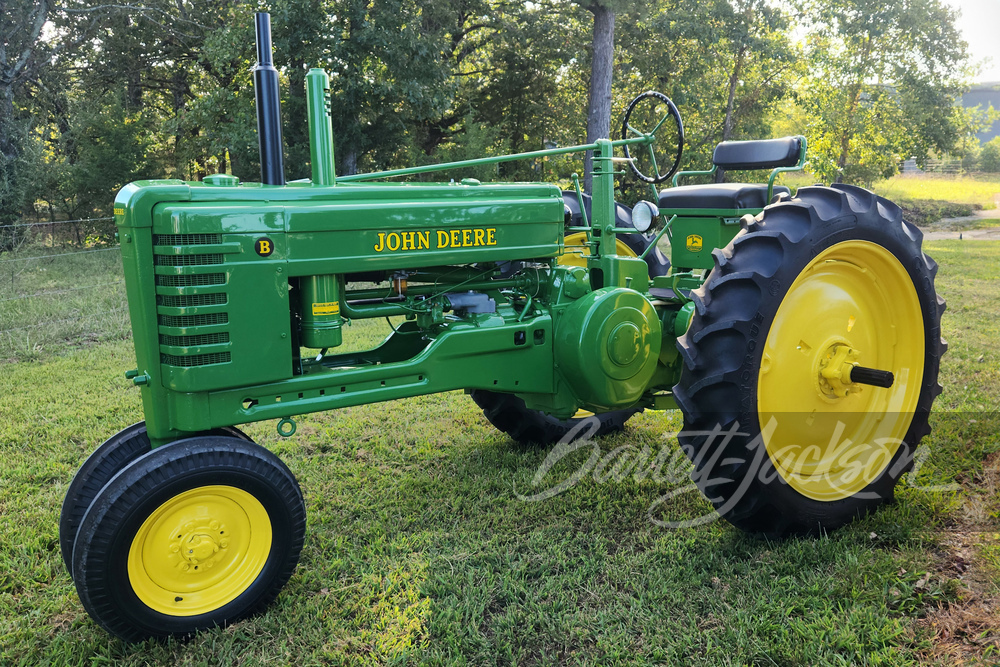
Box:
[658,182,790,210]
[658,135,803,211]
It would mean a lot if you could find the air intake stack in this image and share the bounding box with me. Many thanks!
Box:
[252,12,286,185]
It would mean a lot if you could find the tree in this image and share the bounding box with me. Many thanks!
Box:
[798,0,970,184]
[2,0,56,234]
[981,137,1000,173]
[616,0,796,177]
[582,1,614,193]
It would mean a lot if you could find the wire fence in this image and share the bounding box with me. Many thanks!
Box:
[1,217,130,358]
[6,216,114,229]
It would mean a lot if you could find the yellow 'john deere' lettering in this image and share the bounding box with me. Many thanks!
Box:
[375,228,497,252]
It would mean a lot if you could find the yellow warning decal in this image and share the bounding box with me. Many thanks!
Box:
[312,302,340,316]
[686,234,703,252]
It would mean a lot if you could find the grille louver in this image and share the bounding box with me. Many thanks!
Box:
[154,234,231,369]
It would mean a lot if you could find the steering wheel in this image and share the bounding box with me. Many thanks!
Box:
[620,91,684,184]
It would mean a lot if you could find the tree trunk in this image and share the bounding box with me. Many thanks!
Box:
[716,44,747,183]
[834,82,863,184]
[343,150,357,176]
[286,57,308,180]
[584,3,614,195]
[835,38,873,184]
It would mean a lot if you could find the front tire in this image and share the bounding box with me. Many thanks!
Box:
[673,184,945,535]
[71,436,305,641]
[59,422,251,577]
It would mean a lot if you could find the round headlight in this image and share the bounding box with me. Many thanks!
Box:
[631,201,659,233]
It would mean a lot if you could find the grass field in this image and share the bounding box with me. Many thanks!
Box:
[0,243,128,361]
[1,238,998,666]
[871,175,1000,211]
[777,173,1000,226]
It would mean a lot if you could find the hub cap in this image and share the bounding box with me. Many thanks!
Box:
[757,241,924,501]
[127,485,272,616]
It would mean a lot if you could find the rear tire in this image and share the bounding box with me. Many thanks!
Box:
[469,390,639,444]
[673,184,945,536]
[72,436,305,641]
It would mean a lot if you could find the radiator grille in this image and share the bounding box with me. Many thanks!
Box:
[156,273,226,287]
[154,233,222,245]
[154,232,231,369]
[156,292,227,308]
[160,332,230,347]
[154,253,224,266]
[159,312,229,328]
[161,352,231,367]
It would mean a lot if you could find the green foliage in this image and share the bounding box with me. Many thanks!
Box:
[31,95,157,219]
[0,117,43,248]
[980,137,1000,173]
[1,0,986,221]
[797,0,971,185]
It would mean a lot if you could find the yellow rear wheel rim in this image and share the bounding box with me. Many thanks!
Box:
[128,485,272,616]
[757,241,924,501]
[561,233,639,420]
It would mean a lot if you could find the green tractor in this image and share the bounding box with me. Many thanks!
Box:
[61,13,945,641]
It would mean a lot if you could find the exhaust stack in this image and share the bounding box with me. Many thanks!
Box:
[252,12,285,185]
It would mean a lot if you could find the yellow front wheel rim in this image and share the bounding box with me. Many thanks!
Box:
[757,241,924,501]
[128,485,272,616]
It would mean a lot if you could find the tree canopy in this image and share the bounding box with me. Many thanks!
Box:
[0,0,982,232]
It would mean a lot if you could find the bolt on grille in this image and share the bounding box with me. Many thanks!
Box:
[158,312,229,328]
[154,254,224,266]
[161,352,231,367]
[153,233,223,245]
[160,332,230,347]
[156,293,228,308]
[155,273,226,287]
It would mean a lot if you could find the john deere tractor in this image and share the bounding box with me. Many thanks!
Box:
[61,13,945,641]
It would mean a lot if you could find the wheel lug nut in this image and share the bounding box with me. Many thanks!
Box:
[220,539,229,548]
[209,520,219,530]
[171,545,179,553]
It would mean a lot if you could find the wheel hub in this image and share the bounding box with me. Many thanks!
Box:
[128,485,271,616]
[817,343,861,399]
[174,520,229,569]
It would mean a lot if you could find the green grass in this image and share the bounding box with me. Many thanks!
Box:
[923,218,1000,233]
[0,244,129,361]
[776,173,1000,226]
[0,239,998,665]
[871,175,1000,211]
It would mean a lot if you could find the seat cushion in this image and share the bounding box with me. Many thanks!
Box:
[713,136,803,170]
[658,183,790,211]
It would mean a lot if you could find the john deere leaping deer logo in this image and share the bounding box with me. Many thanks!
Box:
[686,234,703,252]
